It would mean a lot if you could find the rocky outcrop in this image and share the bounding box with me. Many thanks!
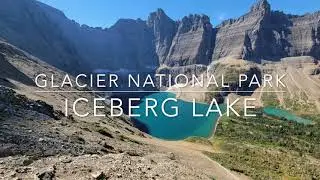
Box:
[0,86,64,120]
[147,11,214,85]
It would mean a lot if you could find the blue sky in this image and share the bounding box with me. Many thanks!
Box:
[38,0,320,28]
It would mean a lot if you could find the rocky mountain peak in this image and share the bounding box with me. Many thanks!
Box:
[147,8,174,27]
[154,8,167,18]
[146,9,177,64]
[178,14,211,33]
[181,14,210,25]
[250,0,271,12]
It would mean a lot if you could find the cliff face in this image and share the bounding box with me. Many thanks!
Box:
[250,6,320,60]
[213,0,320,61]
[286,12,320,58]
[147,9,177,65]
[0,0,319,74]
[213,0,271,60]
[164,15,213,67]
[147,10,214,68]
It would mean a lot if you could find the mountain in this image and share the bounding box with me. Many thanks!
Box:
[33,1,159,71]
[148,10,214,67]
[214,0,320,61]
[0,0,318,74]
[0,0,88,74]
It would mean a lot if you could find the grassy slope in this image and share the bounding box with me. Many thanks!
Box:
[199,58,320,179]
[205,112,320,180]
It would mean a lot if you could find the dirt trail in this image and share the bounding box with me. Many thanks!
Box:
[133,136,249,180]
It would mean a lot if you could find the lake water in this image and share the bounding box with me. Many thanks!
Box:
[132,93,312,140]
[132,92,226,140]
[263,107,313,125]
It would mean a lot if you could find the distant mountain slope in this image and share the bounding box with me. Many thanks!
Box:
[34,1,159,71]
[0,0,87,73]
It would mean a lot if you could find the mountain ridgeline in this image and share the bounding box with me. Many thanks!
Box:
[0,0,319,73]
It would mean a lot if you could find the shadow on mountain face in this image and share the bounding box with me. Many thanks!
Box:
[236,67,262,96]
[0,78,16,89]
[221,67,262,97]
[0,53,35,88]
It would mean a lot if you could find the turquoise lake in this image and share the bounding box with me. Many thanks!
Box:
[132,92,226,140]
[132,93,312,141]
[263,107,313,125]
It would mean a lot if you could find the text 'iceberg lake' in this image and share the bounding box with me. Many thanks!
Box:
[132,92,226,140]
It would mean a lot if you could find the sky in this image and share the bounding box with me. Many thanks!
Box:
[37,0,320,28]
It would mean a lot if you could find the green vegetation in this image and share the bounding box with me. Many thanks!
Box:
[205,143,320,179]
[261,91,317,115]
[283,95,317,114]
[205,112,320,179]
[203,64,320,179]
[262,92,280,107]
[185,137,213,146]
